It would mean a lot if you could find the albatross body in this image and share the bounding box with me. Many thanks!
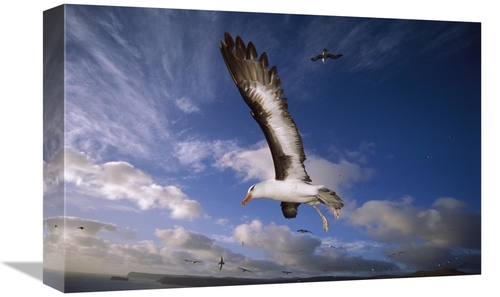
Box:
[311,48,343,64]
[219,32,344,231]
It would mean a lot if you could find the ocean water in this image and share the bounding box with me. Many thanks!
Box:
[43,269,184,293]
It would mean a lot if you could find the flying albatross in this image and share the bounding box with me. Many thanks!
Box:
[219,32,344,231]
[218,257,225,270]
[238,267,252,273]
[311,48,343,64]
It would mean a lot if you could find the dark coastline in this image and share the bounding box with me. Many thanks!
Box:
[42,268,476,293]
[126,268,473,288]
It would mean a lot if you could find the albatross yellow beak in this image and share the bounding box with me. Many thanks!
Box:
[242,193,252,206]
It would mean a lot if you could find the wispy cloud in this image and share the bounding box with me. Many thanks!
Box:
[175,97,202,114]
[174,138,239,173]
[63,6,222,165]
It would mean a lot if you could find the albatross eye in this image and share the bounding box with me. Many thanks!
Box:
[248,185,255,192]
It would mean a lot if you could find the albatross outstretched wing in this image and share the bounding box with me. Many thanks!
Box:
[219,32,311,184]
[311,54,322,61]
[326,53,343,60]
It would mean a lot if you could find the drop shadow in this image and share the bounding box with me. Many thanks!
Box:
[2,262,43,282]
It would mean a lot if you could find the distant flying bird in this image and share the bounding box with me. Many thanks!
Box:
[282,271,293,274]
[218,257,225,270]
[425,155,432,159]
[54,225,58,228]
[184,259,202,264]
[323,244,337,248]
[339,174,345,178]
[388,251,405,257]
[311,48,343,64]
[220,32,344,232]
[297,229,313,234]
[238,267,252,273]
[77,226,84,230]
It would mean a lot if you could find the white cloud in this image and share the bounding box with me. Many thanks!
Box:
[216,141,275,182]
[215,218,229,226]
[216,141,374,195]
[343,141,376,164]
[305,155,374,191]
[43,216,119,235]
[432,197,467,209]
[174,138,239,173]
[42,216,409,277]
[233,220,321,254]
[175,97,201,114]
[43,148,203,220]
[155,226,215,250]
[231,220,399,274]
[347,196,481,249]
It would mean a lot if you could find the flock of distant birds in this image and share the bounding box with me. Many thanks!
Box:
[54,225,469,274]
[187,228,469,275]
[181,240,470,275]
[184,256,293,275]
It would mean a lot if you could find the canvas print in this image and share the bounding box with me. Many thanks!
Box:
[43,4,481,293]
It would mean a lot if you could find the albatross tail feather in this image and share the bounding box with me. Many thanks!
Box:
[317,188,344,220]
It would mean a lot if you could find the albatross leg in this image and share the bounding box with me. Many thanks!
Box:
[312,204,329,232]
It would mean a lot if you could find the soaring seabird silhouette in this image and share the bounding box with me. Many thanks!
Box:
[77,226,84,230]
[297,229,313,234]
[388,251,405,257]
[282,270,292,274]
[184,259,202,264]
[220,32,344,231]
[238,267,252,273]
[311,48,343,64]
[218,257,225,270]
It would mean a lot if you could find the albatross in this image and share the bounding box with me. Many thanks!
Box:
[219,32,344,231]
[311,48,343,64]
[238,267,252,273]
[218,257,225,270]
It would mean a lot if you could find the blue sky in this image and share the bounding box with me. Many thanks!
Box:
[42,4,481,279]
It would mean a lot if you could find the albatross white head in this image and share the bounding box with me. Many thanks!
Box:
[242,183,259,206]
[242,181,275,206]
